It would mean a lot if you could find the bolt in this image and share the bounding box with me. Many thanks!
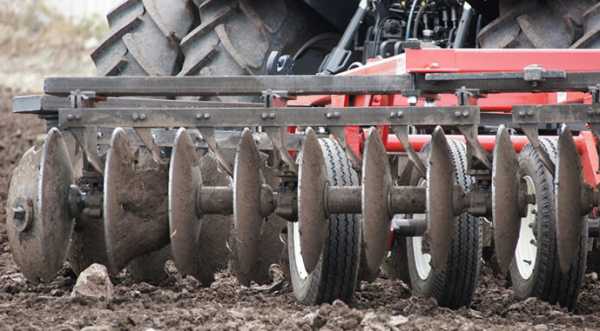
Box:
[204,113,211,120]
[196,113,203,120]
[326,112,333,119]
[75,114,81,120]
[269,113,276,120]
[397,111,404,118]
[139,113,147,121]
[12,204,31,233]
[519,110,526,117]
[132,113,140,121]
[13,206,25,222]
[67,114,74,121]
[261,113,269,120]
[527,110,535,117]
[454,111,462,118]
[390,112,397,119]
[462,111,470,118]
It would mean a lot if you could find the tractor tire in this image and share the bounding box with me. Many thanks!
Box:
[479,0,600,49]
[405,139,482,309]
[510,140,587,311]
[478,0,593,310]
[88,0,329,285]
[288,138,362,305]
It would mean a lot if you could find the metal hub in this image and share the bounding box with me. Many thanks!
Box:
[515,176,538,280]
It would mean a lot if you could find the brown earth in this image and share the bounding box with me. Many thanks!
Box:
[2,87,600,330]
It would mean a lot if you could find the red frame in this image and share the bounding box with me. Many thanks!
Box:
[290,48,600,186]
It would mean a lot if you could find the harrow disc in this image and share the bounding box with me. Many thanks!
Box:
[104,128,170,274]
[492,125,521,274]
[6,128,75,283]
[555,126,585,273]
[298,128,329,273]
[231,129,265,286]
[361,128,393,280]
[426,127,455,271]
[169,128,214,283]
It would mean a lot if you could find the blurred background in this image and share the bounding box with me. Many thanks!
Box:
[0,0,118,92]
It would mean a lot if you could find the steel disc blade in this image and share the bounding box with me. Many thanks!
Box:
[298,128,328,274]
[492,125,521,274]
[168,128,214,284]
[104,128,169,274]
[361,128,393,281]
[6,128,74,283]
[555,125,584,273]
[232,129,263,286]
[426,127,455,271]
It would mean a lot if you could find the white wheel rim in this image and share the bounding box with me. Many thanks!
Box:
[412,213,431,280]
[515,176,538,280]
[293,222,310,280]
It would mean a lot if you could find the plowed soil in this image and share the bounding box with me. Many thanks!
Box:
[2,88,600,330]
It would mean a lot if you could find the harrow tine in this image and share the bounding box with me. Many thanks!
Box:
[298,128,329,273]
[104,128,170,274]
[427,127,455,271]
[361,127,393,280]
[169,128,219,284]
[198,128,234,177]
[555,125,585,273]
[492,125,521,274]
[6,128,75,283]
[231,129,269,286]
[392,126,426,177]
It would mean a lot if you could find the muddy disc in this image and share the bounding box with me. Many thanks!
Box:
[492,125,521,274]
[6,128,75,283]
[426,127,455,271]
[361,128,393,281]
[104,128,170,274]
[169,128,211,282]
[555,125,584,273]
[231,129,264,286]
[298,128,329,274]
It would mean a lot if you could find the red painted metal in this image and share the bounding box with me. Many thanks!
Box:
[292,48,600,186]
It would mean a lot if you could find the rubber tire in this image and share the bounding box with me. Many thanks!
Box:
[510,139,587,311]
[405,139,482,309]
[90,0,326,284]
[479,0,600,49]
[288,138,362,305]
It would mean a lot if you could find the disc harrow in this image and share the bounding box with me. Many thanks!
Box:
[8,48,600,309]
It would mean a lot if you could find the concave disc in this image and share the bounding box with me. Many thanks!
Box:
[298,128,328,274]
[169,128,219,285]
[104,128,169,274]
[492,125,521,274]
[232,129,263,286]
[555,125,585,273]
[6,128,74,283]
[361,128,393,281]
[426,127,455,272]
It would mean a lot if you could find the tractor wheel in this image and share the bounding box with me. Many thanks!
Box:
[478,0,595,310]
[405,139,482,309]
[510,140,587,311]
[479,0,600,49]
[85,0,329,284]
[288,138,362,305]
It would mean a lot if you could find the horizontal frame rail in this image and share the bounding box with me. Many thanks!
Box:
[58,106,480,129]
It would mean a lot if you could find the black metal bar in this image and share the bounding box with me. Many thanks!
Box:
[45,75,414,97]
[13,95,261,114]
[512,104,600,125]
[416,72,600,94]
[58,106,480,129]
[44,72,600,97]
